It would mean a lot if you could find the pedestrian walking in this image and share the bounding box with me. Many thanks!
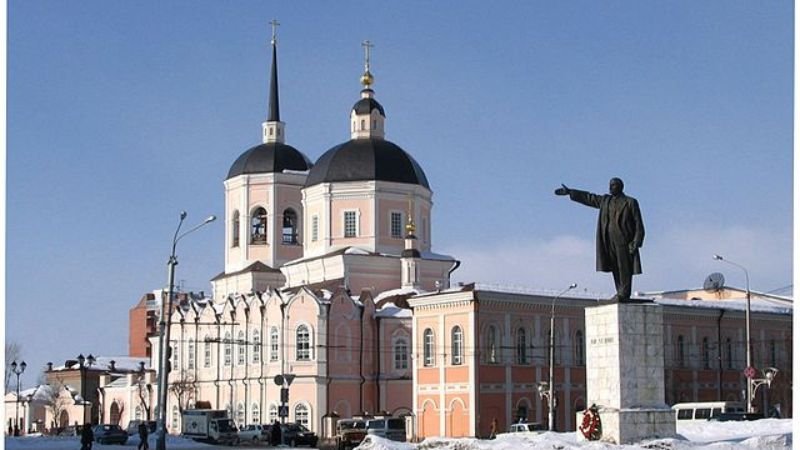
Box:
[80,423,94,450]
[137,422,149,450]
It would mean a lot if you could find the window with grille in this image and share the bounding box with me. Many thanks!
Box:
[516,328,527,364]
[283,209,298,244]
[269,404,278,423]
[451,326,463,365]
[232,211,240,247]
[423,329,435,367]
[677,335,686,367]
[311,216,319,242]
[187,339,195,370]
[391,212,403,238]
[204,337,211,368]
[238,331,246,365]
[295,404,309,428]
[297,325,311,361]
[252,331,261,364]
[237,403,245,425]
[702,337,710,368]
[394,339,408,370]
[487,326,497,364]
[344,211,357,238]
[224,332,232,366]
[270,327,279,361]
[252,403,260,424]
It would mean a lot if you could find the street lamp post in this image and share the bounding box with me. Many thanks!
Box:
[156,212,216,450]
[76,353,96,425]
[712,254,754,413]
[10,360,26,436]
[537,283,577,431]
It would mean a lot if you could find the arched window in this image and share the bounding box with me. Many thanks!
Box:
[516,328,527,364]
[296,325,311,361]
[187,338,195,370]
[224,332,232,366]
[232,210,240,247]
[451,326,463,365]
[282,209,298,244]
[702,337,710,368]
[295,404,309,428]
[237,403,245,425]
[204,336,211,368]
[134,406,143,421]
[270,327,279,361]
[725,337,733,369]
[172,344,179,371]
[251,207,267,244]
[252,330,261,364]
[251,403,260,424]
[110,402,121,425]
[394,339,408,370]
[487,326,497,364]
[423,329,435,367]
[237,331,246,365]
[575,330,585,366]
[269,404,278,423]
[677,335,685,367]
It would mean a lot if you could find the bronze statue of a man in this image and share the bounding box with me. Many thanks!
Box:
[555,178,645,302]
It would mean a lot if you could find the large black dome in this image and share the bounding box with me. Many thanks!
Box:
[305,138,429,189]
[227,143,313,180]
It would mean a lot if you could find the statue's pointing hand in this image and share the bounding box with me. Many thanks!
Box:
[554,184,570,196]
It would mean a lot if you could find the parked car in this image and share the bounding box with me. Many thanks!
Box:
[239,423,271,443]
[125,420,157,436]
[508,422,545,433]
[335,419,367,450]
[57,425,78,436]
[366,418,406,442]
[280,422,318,447]
[93,424,129,445]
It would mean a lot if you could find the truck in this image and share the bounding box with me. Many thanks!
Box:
[181,409,239,445]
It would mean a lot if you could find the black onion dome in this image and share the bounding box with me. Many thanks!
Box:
[227,143,313,179]
[352,96,385,116]
[305,138,429,189]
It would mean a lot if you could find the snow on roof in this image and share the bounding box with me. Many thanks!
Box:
[344,246,371,255]
[474,282,610,301]
[376,302,412,318]
[654,297,792,315]
[419,250,456,261]
[373,287,423,303]
[52,356,149,372]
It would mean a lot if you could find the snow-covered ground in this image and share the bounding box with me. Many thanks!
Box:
[4,419,793,450]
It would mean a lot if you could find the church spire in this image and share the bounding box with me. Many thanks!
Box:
[262,19,285,144]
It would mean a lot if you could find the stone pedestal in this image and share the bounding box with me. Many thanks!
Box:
[576,302,676,444]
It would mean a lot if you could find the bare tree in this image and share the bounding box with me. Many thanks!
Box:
[41,378,71,432]
[168,371,196,414]
[5,341,22,392]
[136,374,153,420]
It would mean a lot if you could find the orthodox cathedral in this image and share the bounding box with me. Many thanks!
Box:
[96,29,792,441]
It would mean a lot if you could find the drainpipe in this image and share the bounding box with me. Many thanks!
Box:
[376,316,382,412]
[716,309,725,400]
[359,305,366,413]
[446,261,461,288]
[326,302,333,416]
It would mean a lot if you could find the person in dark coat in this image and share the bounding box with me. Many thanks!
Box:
[271,420,282,446]
[80,423,94,450]
[137,422,149,450]
[556,178,645,301]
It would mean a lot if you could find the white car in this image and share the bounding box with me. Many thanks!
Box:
[238,423,270,443]
[508,422,545,433]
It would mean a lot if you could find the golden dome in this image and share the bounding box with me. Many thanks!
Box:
[360,70,374,87]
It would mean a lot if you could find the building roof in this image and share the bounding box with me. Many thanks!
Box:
[352,95,385,116]
[211,261,282,282]
[305,138,429,189]
[226,142,312,180]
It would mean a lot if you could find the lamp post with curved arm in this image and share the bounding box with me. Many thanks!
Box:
[537,283,577,431]
[712,254,753,413]
[156,212,216,450]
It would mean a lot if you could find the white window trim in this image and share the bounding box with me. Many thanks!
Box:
[295,322,314,361]
[392,335,409,371]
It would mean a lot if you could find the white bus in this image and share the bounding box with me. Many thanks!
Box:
[671,401,745,422]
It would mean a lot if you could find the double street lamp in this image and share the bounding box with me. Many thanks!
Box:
[156,212,216,450]
[538,283,577,431]
[10,360,26,436]
[76,354,96,424]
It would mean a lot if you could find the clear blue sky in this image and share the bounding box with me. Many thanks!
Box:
[6,1,793,384]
